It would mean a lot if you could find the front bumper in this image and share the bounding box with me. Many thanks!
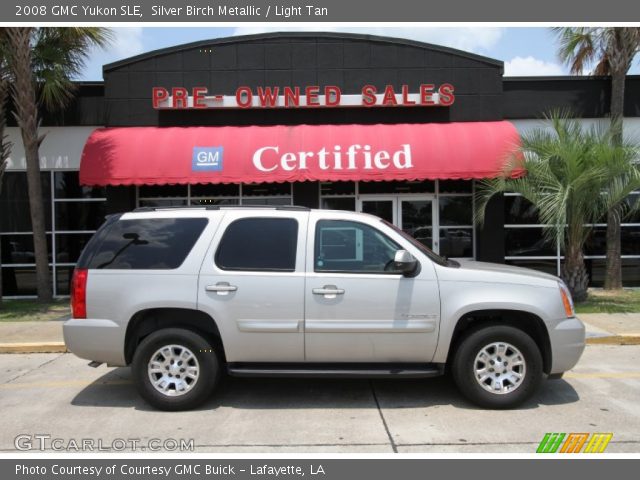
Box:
[63,319,127,366]
[548,316,586,374]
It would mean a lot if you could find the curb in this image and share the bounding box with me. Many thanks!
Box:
[586,335,640,346]
[0,342,68,354]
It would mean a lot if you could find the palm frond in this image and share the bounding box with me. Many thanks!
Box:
[30,27,112,111]
[475,112,640,260]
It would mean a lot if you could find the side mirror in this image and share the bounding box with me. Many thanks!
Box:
[393,250,419,276]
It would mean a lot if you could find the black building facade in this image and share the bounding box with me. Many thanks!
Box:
[2,32,640,297]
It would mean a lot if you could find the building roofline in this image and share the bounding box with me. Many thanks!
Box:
[103,31,504,73]
[73,74,640,89]
[504,74,640,81]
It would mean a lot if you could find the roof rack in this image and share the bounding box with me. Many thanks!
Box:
[133,205,310,213]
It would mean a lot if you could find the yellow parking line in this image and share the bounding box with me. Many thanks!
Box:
[586,336,640,345]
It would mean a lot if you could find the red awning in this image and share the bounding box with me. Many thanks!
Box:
[79,121,521,186]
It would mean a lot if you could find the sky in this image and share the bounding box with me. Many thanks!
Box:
[79,26,640,81]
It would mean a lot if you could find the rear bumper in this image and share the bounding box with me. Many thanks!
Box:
[548,316,586,374]
[63,319,127,366]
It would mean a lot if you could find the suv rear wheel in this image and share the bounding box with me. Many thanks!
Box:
[132,328,220,411]
[452,325,543,409]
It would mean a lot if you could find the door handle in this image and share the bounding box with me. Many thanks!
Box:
[206,282,238,295]
[312,285,345,298]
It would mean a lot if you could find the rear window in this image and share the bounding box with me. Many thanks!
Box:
[215,218,298,271]
[87,218,208,269]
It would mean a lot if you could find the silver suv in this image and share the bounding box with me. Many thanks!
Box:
[63,206,585,411]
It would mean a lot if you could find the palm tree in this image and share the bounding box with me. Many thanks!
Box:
[554,27,640,290]
[1,27,110,302]
[475,114,640,302]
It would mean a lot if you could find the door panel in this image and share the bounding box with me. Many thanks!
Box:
[304,213,440,363]
[198,212,308,362]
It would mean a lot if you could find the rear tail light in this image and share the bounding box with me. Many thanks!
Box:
[70,268,88,319]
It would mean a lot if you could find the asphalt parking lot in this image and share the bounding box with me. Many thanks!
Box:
[1,344,640,454]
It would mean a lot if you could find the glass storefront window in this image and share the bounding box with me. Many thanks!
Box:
[138,184,187,198]
[191,183,240,198]
[55,201,107,231]
[139,199,188,208]
[0,172,52,232]
[241,197,292,206]
[584,227,607,256]
[587,258,640,287]
[242,183,291,197]
[55,266,73,295]
[1,170,107,297]
[55,233,94,264]
[505,227,556,257]
[359,180,435,194]
[440,228,473,258]
[321,197,356,211]
[320,182,355,196]
[190,198,240,206]
[582,226,640,256]
[504,195,540,225]
[439,180,472,193]
[1,266,53,296]
[439,196,472,226]
[1,234,52,264]
[54,172,106,199]
[361,200,394,224]
[622,227,640,255]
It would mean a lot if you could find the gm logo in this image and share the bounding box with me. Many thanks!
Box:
[192,147,223,171]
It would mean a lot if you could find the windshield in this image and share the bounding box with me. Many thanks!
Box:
[381,219,455,267]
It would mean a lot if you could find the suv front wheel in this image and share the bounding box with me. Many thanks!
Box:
[132,328,220,411]
[452,325,543,409]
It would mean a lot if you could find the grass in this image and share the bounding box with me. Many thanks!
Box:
[576,289,640,314]
[0,299,70,322]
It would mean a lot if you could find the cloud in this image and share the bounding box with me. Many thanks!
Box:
[504,56,565,76]
[108,27,145,58]
[231,26,504,54]
[79,27,145,80]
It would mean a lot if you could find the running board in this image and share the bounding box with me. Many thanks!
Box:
[227,362,444,379]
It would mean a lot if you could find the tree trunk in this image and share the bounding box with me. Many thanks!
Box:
[604,69,626,290]
[562,243,589,302]
[7,28,52,303]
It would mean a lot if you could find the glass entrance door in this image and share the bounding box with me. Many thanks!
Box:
[359,195,438,253]
[359,196,397,224]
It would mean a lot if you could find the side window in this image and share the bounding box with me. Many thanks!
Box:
[88,218,208,269]
[315,220,401,273]
[215,217,298,271]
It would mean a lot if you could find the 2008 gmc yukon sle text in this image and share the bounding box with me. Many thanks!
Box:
[63,206,585,411]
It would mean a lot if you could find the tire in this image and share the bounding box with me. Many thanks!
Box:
[132,328,220,411]
[452,325,543,409]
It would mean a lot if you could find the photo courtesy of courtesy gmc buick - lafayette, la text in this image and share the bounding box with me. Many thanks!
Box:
[64,206,585,411]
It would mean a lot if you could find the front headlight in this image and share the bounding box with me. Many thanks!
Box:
[558,281,575,317]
